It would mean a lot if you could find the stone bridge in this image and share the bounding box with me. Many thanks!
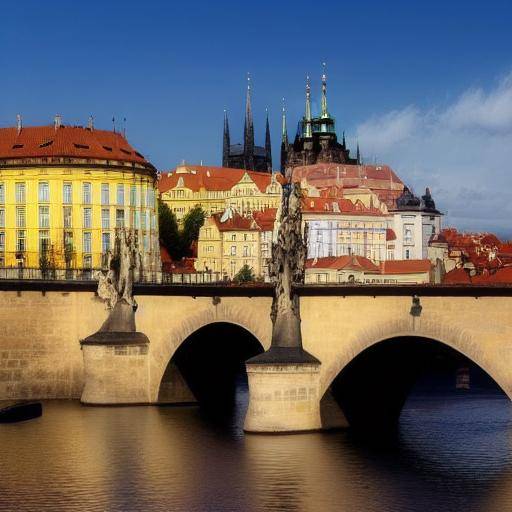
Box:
[1,282,512,433]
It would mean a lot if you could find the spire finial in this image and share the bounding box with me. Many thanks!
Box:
[244,73,255,169]
[321,62,329,119]
[304,75,312,138]
[356,141,361,164]
[16,114,22,135]
[222,109,230,167]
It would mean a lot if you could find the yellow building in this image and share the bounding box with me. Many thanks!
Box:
[0,120,160,270]
[195,207,277,280]
[159,164,283,221]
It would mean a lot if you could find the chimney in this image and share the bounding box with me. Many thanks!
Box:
[87,115,94,130]
[54,114,62,131]
[16,114,22,135]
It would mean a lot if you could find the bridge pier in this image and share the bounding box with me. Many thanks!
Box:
[80,301,151,405]
[244,356,322,433]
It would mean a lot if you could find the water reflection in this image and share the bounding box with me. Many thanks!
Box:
[1,389,512,511]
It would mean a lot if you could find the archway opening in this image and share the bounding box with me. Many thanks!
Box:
[324,336,507,436]
[158,322,264,415]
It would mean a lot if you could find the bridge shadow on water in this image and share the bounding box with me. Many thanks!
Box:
[159,322,263,430]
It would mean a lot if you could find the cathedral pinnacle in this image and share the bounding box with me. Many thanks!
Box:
[321,62,329,119]
[304,75,312,138]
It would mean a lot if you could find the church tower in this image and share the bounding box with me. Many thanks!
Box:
[222,110,230,168]
[222,75,273,172]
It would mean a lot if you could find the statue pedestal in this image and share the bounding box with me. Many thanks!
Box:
[80,301,151,405]
[244,347,322,433]
[80,333,150,405]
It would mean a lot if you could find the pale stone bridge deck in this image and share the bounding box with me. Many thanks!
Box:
[1,281,511,432]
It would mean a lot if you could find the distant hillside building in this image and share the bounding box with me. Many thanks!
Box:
[222,77,272,172]
[281,68,359,173]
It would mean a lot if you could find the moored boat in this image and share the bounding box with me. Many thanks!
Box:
[0,401,42,423]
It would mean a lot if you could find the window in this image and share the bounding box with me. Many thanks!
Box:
[243,246,249,257]
[230,246,236,256]
[16,206,25,228]
[83,254,92,269]
[143,234,148,251]
[63,182,72,204]
[405,249,410,260]
[102,232,110,253]
[38,182,49,202]
[39,230,50,254]
[63,206,72,228]
[130,185,137,206]
[231,234,236,241]
[0,183,4,203]
[83,182,92,204]
[101,183,109,205]
[83,208,92,228]
[83,232,92,253]
[39,206,50,228]
[101,208,110,229]
[404,224,414,245]
[134,211,140,229]
[141,211,147,230]
[0,209,4,228]
[16,230,26,252]
[0,232,4,251]
[15,183,26,203]
[116,209,125,228]
[117,184,124,206]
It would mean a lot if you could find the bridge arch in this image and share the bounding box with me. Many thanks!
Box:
[320,324,509,432]
[148,300,272,402]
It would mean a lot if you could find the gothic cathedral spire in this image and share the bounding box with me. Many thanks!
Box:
[265,108,272,172]
[243,73,255,170]
[222,109,230,168]
[304,75,313,138]
[280,98,289,174]
[321,62,329,119]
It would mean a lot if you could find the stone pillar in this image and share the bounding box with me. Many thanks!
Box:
[80,333,150,405]
[80,300,151,405]
[244,183,322,433]
[245,359,321,433]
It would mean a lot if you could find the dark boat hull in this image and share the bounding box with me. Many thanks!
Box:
[0,401,42,423]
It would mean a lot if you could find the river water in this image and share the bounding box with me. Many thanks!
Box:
[1,386,512,512]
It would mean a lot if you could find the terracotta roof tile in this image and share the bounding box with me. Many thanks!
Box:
[0,125,151,166]
[306,255,380,272]
[159,165,284,194]
[379,259,432,274]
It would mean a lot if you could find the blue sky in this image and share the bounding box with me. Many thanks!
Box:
[1,0,512,234]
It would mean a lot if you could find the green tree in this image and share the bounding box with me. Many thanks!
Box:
[158,200,181,260]
[234,264,255,284]
[181,205,206,256]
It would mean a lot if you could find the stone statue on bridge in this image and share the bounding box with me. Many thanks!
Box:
[248,182,319,363]
[80,229,149,405]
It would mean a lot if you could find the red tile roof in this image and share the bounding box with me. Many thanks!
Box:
[159,165,284,194]
[0,125,152,166]
[306,255,380,272]
[386,228,397,241]
[302,196,385,216]
[379,259,432,274]
[443,266,512,285]
[211,210,259,231]
[252,208,278,231]
[291,163,404,208]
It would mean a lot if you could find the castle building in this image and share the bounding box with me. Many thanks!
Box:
[222,77,272,172]
[159,164,283,221]
[0,117,160,271]
[281,67,359,173]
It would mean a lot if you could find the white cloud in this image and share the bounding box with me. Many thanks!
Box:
[355,72,512,237]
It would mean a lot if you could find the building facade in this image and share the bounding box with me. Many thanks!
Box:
[305,255,432,284]
[0,120,160,270]
[391,187,442,260]
[195,207,277,280]
[302,196,391,262]
[222,77,272,172]
[159,165,283,221]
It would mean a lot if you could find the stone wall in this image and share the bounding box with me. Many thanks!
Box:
[0,290,104,400]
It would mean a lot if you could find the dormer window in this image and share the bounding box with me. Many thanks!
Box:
[102,146,113,152]
[39,140,53,148]
[74,143,89,150]
[12,144,24,149]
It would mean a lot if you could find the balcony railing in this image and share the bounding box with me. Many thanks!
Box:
[0,267,225,285]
